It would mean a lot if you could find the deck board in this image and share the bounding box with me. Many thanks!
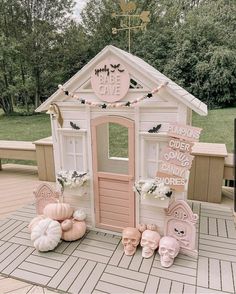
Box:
[0,164,236,293]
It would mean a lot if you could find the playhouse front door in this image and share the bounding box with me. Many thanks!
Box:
[91,116,135,232]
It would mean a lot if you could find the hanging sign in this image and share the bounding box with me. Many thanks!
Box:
[167,123,202,142]
[156,172,186,192]
[91,57,130,103]
[161,147,194,169]
[159,161,186,178]
[168,138,193,153]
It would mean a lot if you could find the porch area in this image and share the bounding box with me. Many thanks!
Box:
[0,164,235,294]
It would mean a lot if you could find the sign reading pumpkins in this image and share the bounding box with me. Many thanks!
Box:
[157,123,202,192]
[91,58,130,102]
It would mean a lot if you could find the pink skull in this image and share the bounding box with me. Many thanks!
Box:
[122,227,141,256]
[158,236,180,267]
[140,230,160,258]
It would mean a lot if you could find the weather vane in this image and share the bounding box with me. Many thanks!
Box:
[112,0,150,53]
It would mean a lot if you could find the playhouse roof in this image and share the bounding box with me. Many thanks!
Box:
[36,45,207,115]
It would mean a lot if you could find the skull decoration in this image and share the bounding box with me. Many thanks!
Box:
[122,227,141,256]
[140,230,161,258]
[158,236,180,267]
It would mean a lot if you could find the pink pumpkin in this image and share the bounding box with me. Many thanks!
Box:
[61,219,73,231]
[61,220,86,241]
[43,203,73,221]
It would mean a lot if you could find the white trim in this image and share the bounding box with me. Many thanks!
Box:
[134,105,140,226]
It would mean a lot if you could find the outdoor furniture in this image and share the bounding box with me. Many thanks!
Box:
[188,142,227,203]
[33,137,55,182]
[0,140,36,170]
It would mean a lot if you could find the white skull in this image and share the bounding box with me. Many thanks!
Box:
[122,227,141,256]
[158,236,180,267]
[140,230,160,258]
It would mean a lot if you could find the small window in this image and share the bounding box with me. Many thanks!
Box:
[108,123,128,159]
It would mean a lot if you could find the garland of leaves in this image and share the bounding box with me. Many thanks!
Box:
[58,82,168,109]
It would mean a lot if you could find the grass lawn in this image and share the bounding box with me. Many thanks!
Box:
[192,107,235,152]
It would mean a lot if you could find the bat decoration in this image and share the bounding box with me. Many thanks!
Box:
[148,124,162,133]
[165,191,173,198]
[110,64,120,69]
[70,121,80,130]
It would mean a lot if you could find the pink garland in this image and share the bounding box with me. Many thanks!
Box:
[58,82,168,108]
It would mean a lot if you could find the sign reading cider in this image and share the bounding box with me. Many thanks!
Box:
[91,58,130,103]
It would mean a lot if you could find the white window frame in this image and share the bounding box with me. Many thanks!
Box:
[58,128,87,172]
[140,133,168,179]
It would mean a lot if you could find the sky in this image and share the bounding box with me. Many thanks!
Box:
[74,0,88,21]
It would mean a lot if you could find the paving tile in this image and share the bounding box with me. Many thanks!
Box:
[47,256,78,288]
[153,260,197,276]
[226,220,236,239]
[108,241,123,266]
[151,267,196,285]
[217,218,227,238]
[62,239,82,255]
[26,254,63,269]
[96,280,142,293]
[101,272,145,292]
[105,265,148,282]
[129,247,143,271]
[209,258,221,291]
[200,216,208,234]
[139,254,154,274]
[144,275,160,293]
[197,256,208,288]
[0,243,19,264]
[183,284,196,294]
[10,236,33,247]
[157,278,171,293]
[86,231,120,244]
[199,249,236,262]
[1,222,28,242]
[200,233,236,245]
[200,237,236,250]
[53,240,70,254]
[156,255,197,269]
[81,238,117,251]
[57,258,87,292]
[199,244,236,257]
[68,260,96,294]
[197,286,229,293]
[208,218,217,236]
[170,281,184,294]
[32,250,68,262]
[77,243,113,257]
[11,268,51,286]
[19,261,57,277]
[221,261,234,293]
[72,249,110,264]
[119,253,132,268]
[80,263,106,294]
[2,247,34,275]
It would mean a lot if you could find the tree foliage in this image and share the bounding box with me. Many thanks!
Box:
[0,0,235,114]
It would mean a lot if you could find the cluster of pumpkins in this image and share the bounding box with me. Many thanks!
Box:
[28,202,87,252]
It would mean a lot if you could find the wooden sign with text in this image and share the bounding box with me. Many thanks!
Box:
[159,161,186,178]
[156,172,186,192]
[167,123,202,142]
[91,57,130,103]
[168,138,194,153]
[161,147,194,169]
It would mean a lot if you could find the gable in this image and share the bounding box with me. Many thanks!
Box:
[36,45,207,116]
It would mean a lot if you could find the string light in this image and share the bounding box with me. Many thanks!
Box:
[58,82,168,108]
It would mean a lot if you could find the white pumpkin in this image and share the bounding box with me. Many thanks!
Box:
[43,203,73,221]
[28,215,46,232]
[31,218,62,252]
[73,209,86,221]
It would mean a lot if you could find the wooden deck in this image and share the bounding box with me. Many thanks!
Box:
[0,164,236,294]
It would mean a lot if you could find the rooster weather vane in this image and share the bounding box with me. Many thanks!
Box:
[112,0,150,53]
